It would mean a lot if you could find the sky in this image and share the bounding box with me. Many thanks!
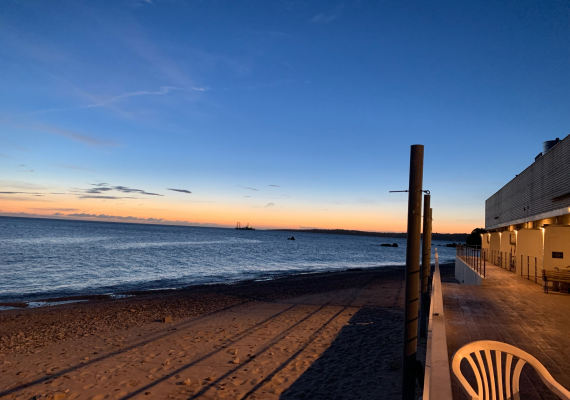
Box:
[1,0,569,233]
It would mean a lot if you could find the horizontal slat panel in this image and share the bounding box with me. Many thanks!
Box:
[486,134,570,229]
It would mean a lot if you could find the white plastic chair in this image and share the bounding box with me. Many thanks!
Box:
[452,340,570,400]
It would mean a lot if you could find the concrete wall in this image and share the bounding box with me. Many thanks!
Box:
[423,251,453,400]
[516,228,543,276]
[501,231,516,254]
[455,256,484,285]
[481,233,490,261]
[544,226,570,271]
[489,232,502,267]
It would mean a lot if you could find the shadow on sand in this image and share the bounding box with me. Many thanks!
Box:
[277,306,424,400]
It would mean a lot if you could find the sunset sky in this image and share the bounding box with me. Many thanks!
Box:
[1,0,569,233]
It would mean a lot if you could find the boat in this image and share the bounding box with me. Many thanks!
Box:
[236,222,255,230]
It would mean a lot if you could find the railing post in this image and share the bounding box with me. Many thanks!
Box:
[402,145,424,400]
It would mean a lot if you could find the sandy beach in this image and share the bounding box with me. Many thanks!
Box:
[0,266,427,400]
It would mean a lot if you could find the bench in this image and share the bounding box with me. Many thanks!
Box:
[542,269,570,293]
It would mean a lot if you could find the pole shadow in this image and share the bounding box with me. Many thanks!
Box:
[277,306,408,400]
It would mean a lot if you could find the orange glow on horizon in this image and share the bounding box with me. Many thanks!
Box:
[0,196,481,234]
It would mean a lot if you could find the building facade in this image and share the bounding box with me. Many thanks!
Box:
[483,134,570,280]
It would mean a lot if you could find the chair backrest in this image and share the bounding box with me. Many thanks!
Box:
[452,340,570,400]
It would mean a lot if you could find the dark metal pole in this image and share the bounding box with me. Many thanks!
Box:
[402,144,424,400]
[420,198,432,338]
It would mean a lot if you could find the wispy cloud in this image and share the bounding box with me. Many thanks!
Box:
[85,86,182,108]
[0,138,30,152]
[20,170,34,173]
[311,4,345,23]
[269,184,280,187]
[9,121,117,147]
[0,191,65,195]
[0,180,47,190]
[113,185,163,196]
[244,187,259,191]
[56,165,95,172]
[31,207,80,212]
[81,183,163,197]
[168,188,192,194]
[264,203,275,208]
[79,195,137,200]
[84,187,113,194]
[0,191,43,194]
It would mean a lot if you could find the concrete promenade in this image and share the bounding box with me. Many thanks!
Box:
[442,263,570,400]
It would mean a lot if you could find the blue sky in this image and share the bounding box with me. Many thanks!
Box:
[1,0,569,232]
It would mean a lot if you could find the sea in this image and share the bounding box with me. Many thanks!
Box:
[0,216,457,303]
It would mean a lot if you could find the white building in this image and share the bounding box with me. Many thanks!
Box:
[483,135,570,282]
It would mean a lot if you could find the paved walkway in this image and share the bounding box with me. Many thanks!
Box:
[443,263,570,400]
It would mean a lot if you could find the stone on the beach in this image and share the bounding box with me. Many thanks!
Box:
[182,378,191,386]
[227,348,237,355]
[206,376,215,381]
[232,358,240,364]
[162,316,172,323]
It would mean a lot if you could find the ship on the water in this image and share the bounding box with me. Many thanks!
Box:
[236,222,255,230]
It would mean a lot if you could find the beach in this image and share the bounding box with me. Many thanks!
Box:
[0,266,427,400]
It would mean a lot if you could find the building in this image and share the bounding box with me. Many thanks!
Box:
[483,134,570,282]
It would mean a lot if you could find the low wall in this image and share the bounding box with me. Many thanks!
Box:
[422,250,453,400]
[455,256,484,285]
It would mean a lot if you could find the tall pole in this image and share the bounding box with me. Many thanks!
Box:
[402,144,424,400]
[420,199,432,338]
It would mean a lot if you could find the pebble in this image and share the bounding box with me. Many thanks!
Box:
[232,358,240,364]
[182,379,191,386]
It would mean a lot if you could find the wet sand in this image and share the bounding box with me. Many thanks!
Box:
[0,266,425,400]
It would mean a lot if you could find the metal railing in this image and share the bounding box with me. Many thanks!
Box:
[485,249,542,284]
[489,249,516,272]
[519,254,541,284]
[457,245,486,278]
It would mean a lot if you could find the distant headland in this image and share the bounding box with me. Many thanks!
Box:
[270,228,468,242]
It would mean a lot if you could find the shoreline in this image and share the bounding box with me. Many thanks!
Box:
[0,265,406,306]
[0,263,432,399]
[0,265,407,354]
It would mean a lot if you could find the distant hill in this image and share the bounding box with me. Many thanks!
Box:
[270,228,468,242]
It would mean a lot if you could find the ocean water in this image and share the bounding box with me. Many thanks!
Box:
[0,217,457,302]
